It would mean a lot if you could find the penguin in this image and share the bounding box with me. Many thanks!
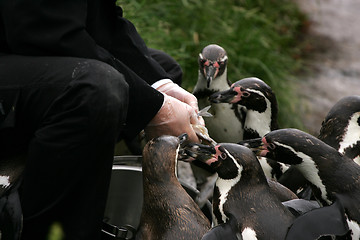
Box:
[256,128,360,239]
[279,95,360,197]
[193,44,245,143]
[182,142,296,239]
[135,134,210,240]
[209,77,289,181]
[209,77,278,140]
[318,95,360,165]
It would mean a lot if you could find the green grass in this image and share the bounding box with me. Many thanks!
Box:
[117,0,308,130]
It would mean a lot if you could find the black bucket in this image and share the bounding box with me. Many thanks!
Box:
[102,156,212,240]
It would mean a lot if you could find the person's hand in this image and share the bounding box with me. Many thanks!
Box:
[145,94,201,143]
[156,81,205,126]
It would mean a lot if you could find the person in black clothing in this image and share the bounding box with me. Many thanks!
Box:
[0,1,204,239]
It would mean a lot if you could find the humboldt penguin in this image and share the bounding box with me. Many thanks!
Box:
[279,95,360,197]
[193,44,245,143]
[192,44,246,195]
[209,77,278,139]
[319,95,360,164]
[256,128,360,239]
[135,134,210,240]
[209,77,289,181]
[182,142,296,239]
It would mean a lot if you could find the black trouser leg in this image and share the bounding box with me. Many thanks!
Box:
[0,55,129,240]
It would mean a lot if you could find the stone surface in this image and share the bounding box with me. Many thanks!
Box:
[295,0,360,135]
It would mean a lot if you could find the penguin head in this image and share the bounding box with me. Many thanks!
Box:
[319,95,360,162]
[198,44,228,89]
[183,142,264,181]
[212,143,265,181]
[143,134,187,180]
[253,129,357,206]
[254,128,338,165]
[209,77,277,113]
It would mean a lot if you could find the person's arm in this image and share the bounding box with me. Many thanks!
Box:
[3,0,170,84]
[2,0,202,141]
[4,1,99,58]
[1,0,164,138]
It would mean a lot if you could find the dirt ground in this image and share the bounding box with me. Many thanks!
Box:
[294,0,360,135]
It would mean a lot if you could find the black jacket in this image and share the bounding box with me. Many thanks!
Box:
[0,0,168,139]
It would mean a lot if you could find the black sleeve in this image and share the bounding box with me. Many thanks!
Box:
[4,1,98,58]
[3,0,170,84]
[1,0,165,138]
[109,16,171,85]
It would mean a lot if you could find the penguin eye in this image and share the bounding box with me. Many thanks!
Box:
[220,152,227,160]
[242,91,250,98]
[268,143,276,150]
[198,57,206,65]
[217,146,227,160]
[203,60,211,67]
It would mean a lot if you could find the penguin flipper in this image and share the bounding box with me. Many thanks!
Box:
[285,199,350,240]
[282,199,320,217]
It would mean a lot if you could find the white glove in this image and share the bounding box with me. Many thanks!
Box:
[145,94,201,143]
[154,80,205,126]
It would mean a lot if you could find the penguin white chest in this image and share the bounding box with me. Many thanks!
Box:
[241,227,258,240]
[204,102,244,143]
[339,112,360,165]
[215,156,242,224]
[347,218,360,240]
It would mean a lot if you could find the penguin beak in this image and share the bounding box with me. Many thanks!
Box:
[178,142,216,162]
[178,133,188,145]
[209,88,237,104]
[238,138,268,156]
[205,65,218,88]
